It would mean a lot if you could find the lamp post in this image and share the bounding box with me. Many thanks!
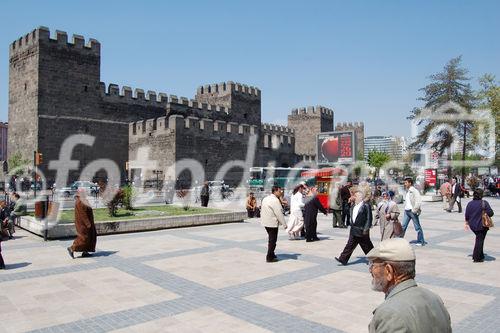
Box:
[153,170,163,191]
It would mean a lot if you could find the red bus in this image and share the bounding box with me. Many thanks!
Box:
[301,167,348,210]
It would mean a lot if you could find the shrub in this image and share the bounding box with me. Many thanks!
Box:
[122,185,136,210]
[104,189,124,217]
[176,189,190,211]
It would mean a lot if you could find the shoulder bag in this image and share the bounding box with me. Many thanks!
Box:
[482,200,494,228]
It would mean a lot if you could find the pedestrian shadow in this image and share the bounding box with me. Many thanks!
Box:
[5,262,31,270]
[89,251,118,258]
[277,253,301,261]
[346,257,369,266]
[467,254,496,262]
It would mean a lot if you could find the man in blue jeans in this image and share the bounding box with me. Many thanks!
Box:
[401,177,427,246]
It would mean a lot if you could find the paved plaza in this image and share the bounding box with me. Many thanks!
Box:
[0,197,499,332]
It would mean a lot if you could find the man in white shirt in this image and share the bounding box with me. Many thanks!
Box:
[260,186,287,262]
[401,177,426,246]
[335,191,374,265]
[446,177,462,213]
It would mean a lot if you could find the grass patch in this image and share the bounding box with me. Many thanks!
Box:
[31,205,224,223]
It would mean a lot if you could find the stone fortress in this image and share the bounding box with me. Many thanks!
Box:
[8,26,362,187]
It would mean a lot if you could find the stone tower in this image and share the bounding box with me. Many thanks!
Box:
[195,82,261,126]
[8,26,101,181]
[287,106,334,160]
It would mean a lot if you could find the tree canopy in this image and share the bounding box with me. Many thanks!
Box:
[367,150,391,177]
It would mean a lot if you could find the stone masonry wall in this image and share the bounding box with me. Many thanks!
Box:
[287,106,334,158]
[8,28,41,162]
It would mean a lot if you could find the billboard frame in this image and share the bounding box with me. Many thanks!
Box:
[316,130,357,166]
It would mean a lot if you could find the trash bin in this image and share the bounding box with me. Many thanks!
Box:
[34,201,47,219]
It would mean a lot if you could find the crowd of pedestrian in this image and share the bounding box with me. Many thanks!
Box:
[255,174,494,331]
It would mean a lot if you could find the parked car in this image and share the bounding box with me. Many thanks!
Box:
[57,181,99,198]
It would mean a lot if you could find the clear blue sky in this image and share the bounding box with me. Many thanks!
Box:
[0,0,499,137]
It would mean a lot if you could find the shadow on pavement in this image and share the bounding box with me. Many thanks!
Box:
[6,262,31,270]
[347,257,369,266]
[278,253,301,260]
[89,251,119,258]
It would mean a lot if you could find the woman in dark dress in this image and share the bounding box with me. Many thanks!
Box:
[464,189,494,263]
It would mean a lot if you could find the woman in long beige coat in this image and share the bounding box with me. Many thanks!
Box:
[376,191,400,240]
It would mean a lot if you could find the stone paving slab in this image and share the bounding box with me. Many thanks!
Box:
[0,198,498,332]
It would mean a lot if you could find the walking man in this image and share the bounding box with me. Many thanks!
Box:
[335,191,374,265]
[67,189,97,259]
[340,180,352,228]
[260,186,287,262]
[446,177,462,213]
[331,183,343,228]
[367,238,451,332]
[401,177,426,246]
[304,186,328,242]
[439,178,451,211]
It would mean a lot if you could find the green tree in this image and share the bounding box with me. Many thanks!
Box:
[7,152,30,176]
[367,150,391,178]
[408,56,476,183]
[450,152,483,176]
[476,74,500,167]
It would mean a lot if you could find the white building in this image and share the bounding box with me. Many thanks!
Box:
[364,136,406,160]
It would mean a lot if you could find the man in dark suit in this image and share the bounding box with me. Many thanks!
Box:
[304,186,328,242]
[335,190,374,265]
[340,181,352,228]
[446,177,462,213]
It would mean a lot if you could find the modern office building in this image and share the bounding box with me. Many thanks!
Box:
[364,135,406,160]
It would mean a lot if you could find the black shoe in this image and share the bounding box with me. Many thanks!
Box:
[81,252,92,258]
[0,264,5,269]
[306,239,314,242]
[313,237,320,241]
[473,259,484,263]
[266,258,279,263]
[335,257,347,265]
[67,247,74,259]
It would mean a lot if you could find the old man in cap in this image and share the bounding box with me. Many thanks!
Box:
[367,238,451,333]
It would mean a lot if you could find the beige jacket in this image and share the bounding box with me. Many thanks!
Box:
[260,194,286,228]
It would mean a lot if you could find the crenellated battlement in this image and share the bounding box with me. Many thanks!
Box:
[100,82,233,113]
[196,81,261,98]
[290,105,333,117]
[172,96,230,113]
[261,123,295,135]
[335,121,364,130]
[10,26,100,56]
[129,115,257,137]
[100,82,168,106]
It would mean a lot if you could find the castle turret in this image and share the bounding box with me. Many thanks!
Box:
[195,81,261,127]
[8,27,102,182]
[287,105,334,159]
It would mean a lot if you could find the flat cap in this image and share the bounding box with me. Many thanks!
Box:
[366,238,415,261]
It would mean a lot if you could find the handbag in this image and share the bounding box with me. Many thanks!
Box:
[482,200,494,228]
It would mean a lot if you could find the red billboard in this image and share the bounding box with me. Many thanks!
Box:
[317,131,356,164]
[424,169,437,187]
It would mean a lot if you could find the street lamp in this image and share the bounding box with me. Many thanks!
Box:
[152,170,163,190]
